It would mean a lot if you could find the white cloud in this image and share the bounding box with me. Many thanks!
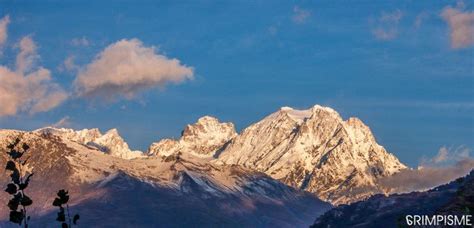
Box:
[74,38,194,101]
[379,159,474,194]
[59,55,79,72]
[441,2,474,49]
[0,15,10,48]
[414,12,429,28]
[422,145,471,166]
[371,9,403,40]
[0,36,67,117]
[432,146,449,163]
[292,6,311,24]
[16,36,39,73]
[379,146,474,193]
[379,146,473,194]
[71,37,90,47]
[50,116,71,128]
[0,15,10,57]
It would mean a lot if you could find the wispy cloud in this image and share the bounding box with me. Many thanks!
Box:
[16,35,39,73]
[421,145,470,166]
[0,36,68,116]
[292,6,311,24]
[440,1,474,49]
[73,38,194,101]
[71,36,90,47]
[379,146,473,194]
[371,9,403,40]
[58,55,79,72]
[0,15,10,48]
[414,12,429,28]
[267,25,278,36]
[50,116,72,128]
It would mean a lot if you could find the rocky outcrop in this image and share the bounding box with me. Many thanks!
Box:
[148,116,237,158]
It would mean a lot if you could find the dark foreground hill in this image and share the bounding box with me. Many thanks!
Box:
[311,169,474,228]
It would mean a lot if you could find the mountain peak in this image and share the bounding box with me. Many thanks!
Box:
[280,106,294,111]
[106,128,119,134]
[346,116,363,125]
[311,104,337,113]
[216,104,406,204]
[196,115,219,123]
[104,128,120,137]
[149,115,237,158]
[275,105,340,123]
[182,116,235,139]
[309,105,342,120]
[35,127,103,144]
[35,127,142,159]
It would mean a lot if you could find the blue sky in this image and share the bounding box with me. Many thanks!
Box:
[0,1,472,167]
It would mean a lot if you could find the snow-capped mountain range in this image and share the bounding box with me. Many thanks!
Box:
[0,104,411,225]
[148,105,406,204]
[16,104,407,206]
[0,127,330,227]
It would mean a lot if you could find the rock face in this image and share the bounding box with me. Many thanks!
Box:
[311,170,474,228]
[35,127,143,159]
[216,105,407,205]
[0,130,330,227]
[148,116,237,158]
